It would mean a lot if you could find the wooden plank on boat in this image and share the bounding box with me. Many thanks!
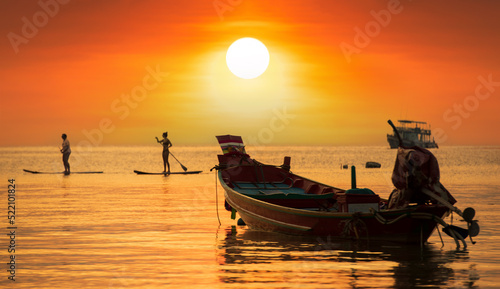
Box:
[236,204,313,232]
[23,169,103,174]
[133,170,202,175]
[233,181,292,190]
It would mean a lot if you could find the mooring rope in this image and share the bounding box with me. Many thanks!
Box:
[215,169,221,226]
[343,212,368,240]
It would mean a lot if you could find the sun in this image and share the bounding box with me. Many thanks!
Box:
[226,37,270,79]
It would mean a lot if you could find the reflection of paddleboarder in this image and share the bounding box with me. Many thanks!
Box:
[155,132,172,174]
[60,133,71,175]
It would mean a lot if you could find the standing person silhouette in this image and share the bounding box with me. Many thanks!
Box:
[60,133,71,175]
[156,132,172,174]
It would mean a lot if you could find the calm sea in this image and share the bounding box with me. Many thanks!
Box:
[0,145,499,289]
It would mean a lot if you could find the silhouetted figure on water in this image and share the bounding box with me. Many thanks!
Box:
[60,133,71,175]
[156,132,172,174]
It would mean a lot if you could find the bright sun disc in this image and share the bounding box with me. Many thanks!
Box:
[226,37,270,79]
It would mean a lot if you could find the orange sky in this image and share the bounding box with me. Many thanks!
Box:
[1,0,500,147]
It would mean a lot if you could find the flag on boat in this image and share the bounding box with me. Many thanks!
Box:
[216,135,246,155]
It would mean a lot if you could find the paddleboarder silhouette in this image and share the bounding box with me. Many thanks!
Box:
[156,132,172,174]
[60,133,71,175]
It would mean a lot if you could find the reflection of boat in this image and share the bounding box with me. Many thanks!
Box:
[214,133,478,247]
[387,120,438,149]
[217,226,475,288]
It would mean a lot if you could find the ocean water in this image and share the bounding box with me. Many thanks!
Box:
[0,145,499,289]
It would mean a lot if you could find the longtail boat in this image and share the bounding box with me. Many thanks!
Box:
[213,123,479,248]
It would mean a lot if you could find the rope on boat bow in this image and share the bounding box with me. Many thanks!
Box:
[343,212,368,240]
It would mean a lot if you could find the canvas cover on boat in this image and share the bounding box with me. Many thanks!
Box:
[392,146,440,189]
[216,135,247,155]
[389,146,456,209]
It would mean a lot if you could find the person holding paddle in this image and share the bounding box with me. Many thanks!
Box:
[60,133,71,175]
[156,132,172,174]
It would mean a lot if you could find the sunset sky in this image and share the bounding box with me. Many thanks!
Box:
[1,0,500,147]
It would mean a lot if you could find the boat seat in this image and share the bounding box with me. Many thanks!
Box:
[305,184,321,195]
[322,187,334,194]
[292,179,304,188]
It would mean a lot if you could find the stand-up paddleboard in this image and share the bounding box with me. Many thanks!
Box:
[134,170,202,175]
[23,169,103,174]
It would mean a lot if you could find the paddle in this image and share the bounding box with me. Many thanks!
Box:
[170,152,188,171]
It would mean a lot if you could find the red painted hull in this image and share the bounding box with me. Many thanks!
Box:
[214,135,475,246]
[218,163,450,243]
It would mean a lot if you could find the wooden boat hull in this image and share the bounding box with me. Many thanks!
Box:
[214,134,476,247]
[220,171,449,243]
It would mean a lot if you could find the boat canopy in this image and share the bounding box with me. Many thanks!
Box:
[398,120,427,124]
